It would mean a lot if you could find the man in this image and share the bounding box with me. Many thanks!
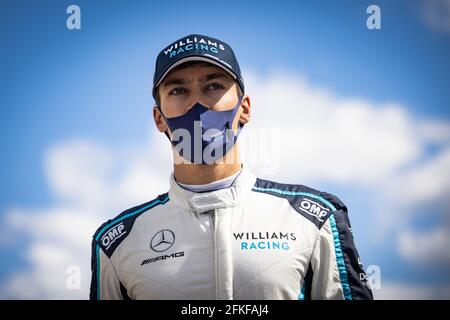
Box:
[90,34,373,300]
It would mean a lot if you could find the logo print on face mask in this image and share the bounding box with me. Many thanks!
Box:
[150,229,175,252]
[161,96,244,165]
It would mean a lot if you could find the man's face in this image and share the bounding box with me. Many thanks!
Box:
[152,62,251,158]
[157,63,241,118]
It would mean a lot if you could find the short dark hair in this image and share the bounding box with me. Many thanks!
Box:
[155,61,243,106]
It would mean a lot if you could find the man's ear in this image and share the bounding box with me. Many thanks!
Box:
[153,106,170,133]
[239,95,251,124]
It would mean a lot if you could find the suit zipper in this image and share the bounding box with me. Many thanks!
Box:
[208,210,219,299]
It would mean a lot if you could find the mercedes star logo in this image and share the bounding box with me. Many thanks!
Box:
[150,229,175,252]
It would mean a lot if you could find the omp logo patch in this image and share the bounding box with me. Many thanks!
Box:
[299,198,330,222]
[100,223,126,250]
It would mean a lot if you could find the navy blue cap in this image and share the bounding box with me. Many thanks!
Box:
[152,34,245,100]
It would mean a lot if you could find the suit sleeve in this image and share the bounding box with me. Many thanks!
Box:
[307,208,373,300]
[89,238,125,300]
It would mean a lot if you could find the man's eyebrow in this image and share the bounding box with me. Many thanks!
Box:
[162,72,232,89]
[204,72,232,82]
[162,78,186,88]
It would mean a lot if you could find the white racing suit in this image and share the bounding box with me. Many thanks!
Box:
[90,165,373,300]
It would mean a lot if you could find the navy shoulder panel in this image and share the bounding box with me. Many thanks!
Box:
[252,178,347,229]
[93,193,170,258]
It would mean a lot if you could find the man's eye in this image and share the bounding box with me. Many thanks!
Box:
[206,82,224,90]
[169,87,187,96]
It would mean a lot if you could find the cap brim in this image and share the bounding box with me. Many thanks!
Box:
[154,55,238,89]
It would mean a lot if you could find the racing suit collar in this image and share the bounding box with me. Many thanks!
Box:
[168,164,257,213]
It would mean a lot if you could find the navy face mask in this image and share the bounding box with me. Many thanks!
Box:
[160,96,244,164]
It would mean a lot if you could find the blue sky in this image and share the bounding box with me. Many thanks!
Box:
[1,0,450,299]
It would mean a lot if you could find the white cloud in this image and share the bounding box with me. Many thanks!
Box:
[44,140,115,210]
[243,71,418,185]
[6,207,100,252]
[374,282,450,300]
[398,224,450,267]
[0,139,170,299]
[43,138,171,212]
[388,147,450,206]
[242,69,450,198]
[1,69,450,298]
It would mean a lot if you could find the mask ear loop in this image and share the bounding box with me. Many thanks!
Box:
[234,95,245,130]
[156,105,172,142]
[234,95,246,143]
[224,95,245,141]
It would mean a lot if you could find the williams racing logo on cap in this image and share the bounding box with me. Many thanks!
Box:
[163,35,226,59]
